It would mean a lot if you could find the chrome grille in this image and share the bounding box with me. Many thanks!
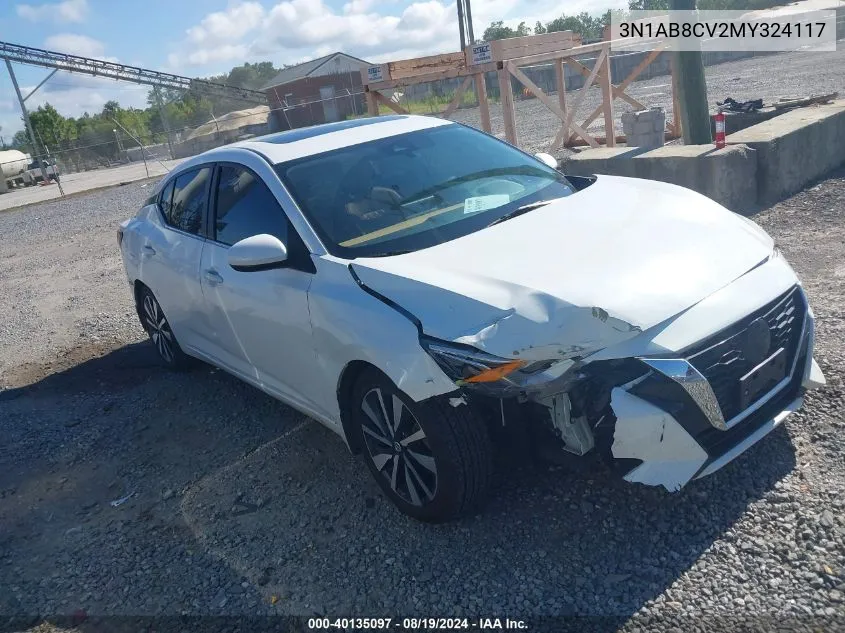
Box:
[686,287,805,422]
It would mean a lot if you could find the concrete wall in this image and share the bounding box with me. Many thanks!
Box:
[561,100,845,212]
[726,101,845,205]
[563,144,758,212]
[126,143,171,163]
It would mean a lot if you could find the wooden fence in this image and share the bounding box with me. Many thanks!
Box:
[362,31,681,151]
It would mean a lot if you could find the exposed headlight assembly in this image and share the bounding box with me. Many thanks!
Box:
[420,335,559,394]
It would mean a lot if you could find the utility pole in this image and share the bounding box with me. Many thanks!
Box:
[153,87,174,160]
[670,0,712,144]
[464,0,475,44]
[5,58,49,183]
[456,0,467,50]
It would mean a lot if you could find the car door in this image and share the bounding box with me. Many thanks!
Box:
[139,166,212,353]
[199,162,326,414]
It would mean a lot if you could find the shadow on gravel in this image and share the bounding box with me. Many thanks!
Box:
[181,409,798,625]
[1,341,800,628]
[0,342,306,618]
[0,341,160,399]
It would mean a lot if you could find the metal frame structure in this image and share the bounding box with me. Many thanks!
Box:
[0,41,268,104]
[1,39,269,195]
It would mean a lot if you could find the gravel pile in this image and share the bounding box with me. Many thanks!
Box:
[0,160,843,631]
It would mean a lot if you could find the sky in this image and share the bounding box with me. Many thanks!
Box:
[0,0,624,140]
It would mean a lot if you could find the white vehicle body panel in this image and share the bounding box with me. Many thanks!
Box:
[197,240,327,417]
[117,115,825,496]
[306,257,460,421]
[351,176,773,361]
[123,206,209,352]
[120,142,458,434]
[589,253,798,360]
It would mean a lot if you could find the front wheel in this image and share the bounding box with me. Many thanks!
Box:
[351,369,493,522]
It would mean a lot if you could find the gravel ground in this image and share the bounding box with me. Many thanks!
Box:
[450,47,845,155]
[1,159,844,629]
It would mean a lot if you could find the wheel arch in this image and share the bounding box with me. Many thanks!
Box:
[337,359,385,455]
[133,279,151,324]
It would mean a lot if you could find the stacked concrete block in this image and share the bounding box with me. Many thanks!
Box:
[727,101,845,205]
[622,107,666,150]
[563,143,758,213]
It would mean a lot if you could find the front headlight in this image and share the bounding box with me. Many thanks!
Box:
[420,336,560,393]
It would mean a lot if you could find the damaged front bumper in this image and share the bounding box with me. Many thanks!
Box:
[421,282,825,493]
[610,285,825,491]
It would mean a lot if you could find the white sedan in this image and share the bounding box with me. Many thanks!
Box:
[119,115,825,522]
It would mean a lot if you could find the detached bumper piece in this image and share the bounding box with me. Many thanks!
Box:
[611,286,824,492]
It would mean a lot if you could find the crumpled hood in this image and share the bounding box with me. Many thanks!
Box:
[351,175,773,361]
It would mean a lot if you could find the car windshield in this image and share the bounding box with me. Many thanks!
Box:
[275,124,575,258]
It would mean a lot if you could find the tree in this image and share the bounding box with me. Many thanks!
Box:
[28,103,74,151]
[627,0,669,8]
[482,20,530,40]
[101,100,121,119]
[534,21,547,34]
[543,12,606,40]
[483,21,515,40]
[11,130,31,152]
[5,58,285,166]
[224,61,279,90]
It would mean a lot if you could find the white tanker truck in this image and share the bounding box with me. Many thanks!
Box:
[1,149,31,189]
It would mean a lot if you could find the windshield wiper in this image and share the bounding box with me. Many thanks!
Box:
[486,199,561,228]
[371,249,414,258]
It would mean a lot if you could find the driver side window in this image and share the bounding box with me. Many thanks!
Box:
[212,164,314,273]
[213,165,288,247]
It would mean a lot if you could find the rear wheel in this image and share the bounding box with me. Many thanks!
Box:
[351,369,493,522]
[137,287,191,370]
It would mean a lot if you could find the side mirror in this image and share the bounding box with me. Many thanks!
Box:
[534,152,558,170]
[228,234,288,272]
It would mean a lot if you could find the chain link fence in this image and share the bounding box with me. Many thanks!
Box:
[1,88,373,188]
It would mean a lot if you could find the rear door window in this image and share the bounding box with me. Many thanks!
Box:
[169,168,211,235]
[158,180,175,220]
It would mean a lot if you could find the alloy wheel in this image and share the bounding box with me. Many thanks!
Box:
[360,387,438,507]
[142,294,175,364]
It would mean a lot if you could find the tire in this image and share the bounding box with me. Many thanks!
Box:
[351,368,493,522]
[137,286,192,370]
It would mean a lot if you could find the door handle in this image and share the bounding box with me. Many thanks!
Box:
[204,269,224,285]
[142,245,156,256]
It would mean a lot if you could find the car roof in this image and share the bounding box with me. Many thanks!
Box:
[230,114,454,165]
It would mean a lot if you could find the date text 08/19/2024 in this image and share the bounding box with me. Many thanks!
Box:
[307,617,529,630]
